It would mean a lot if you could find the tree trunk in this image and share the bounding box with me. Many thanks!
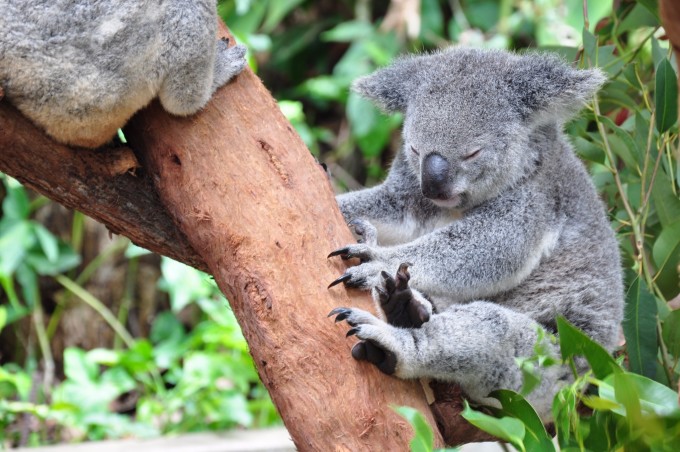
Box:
[0,23,499,450]
[122,23,445,451]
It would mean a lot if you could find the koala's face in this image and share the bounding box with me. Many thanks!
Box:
[402,85,527,210]
[352,48,606,210]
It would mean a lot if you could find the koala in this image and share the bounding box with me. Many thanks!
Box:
[0,0,246,148]
[327,48,623,419]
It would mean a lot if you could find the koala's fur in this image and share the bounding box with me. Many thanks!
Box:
[329,48,623,418]
[0,1,246,148]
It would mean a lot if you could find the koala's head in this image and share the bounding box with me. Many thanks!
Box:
[352,48,605,209]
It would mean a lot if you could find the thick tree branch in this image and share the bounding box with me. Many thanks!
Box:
[0,102,208,272]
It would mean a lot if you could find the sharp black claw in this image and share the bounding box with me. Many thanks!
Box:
[328,273,352,288]
[328,247,350,258]
[381,271,390,280]
[346,327,359,337]
[328,307,349,318]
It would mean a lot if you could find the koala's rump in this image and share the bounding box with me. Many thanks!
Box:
[0,0,214,147]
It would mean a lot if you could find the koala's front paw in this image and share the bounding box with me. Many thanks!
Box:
[376,263,430,328]
[328,307,398,375]
[328,219,386,289]
[213,41,247,87]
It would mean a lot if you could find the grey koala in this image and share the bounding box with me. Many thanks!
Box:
[328,48,623,419]
[0,0,246,148]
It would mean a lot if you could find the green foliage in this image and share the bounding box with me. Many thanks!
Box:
[0,178,278,446]
[394,406,459,452]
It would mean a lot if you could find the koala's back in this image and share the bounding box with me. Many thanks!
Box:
[495,132,623,350]
[0,0,217,147]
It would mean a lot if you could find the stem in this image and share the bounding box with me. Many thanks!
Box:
[55,275,135,348]
[114,256,138,350]
[32,300,54,397]
[75,238,129,286]
[592,101,642,263]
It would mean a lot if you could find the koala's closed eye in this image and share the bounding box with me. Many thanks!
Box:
[463,148,482,160]
[410,145,420,156]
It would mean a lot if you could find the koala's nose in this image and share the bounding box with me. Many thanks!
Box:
[421,153,450,199]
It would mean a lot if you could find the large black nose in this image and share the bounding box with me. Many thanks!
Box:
[421,153,450,199]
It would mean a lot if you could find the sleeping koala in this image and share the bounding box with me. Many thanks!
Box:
[0,0,246,148]
[328,48,623,419]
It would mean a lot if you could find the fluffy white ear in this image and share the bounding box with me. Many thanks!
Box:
[508,54,607,122]
[351,55,425,112]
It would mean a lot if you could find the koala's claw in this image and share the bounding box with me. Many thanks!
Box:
[328,247,351,259]
[377,263,430,328]
[328,307,350,321]
[328,273,352,288]
[346,327,359,337]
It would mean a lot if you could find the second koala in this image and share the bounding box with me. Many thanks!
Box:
[0,0,246,148]
[328,48,623,419]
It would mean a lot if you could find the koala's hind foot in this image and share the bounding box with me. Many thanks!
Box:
[375,263,431,328]
[328,307,398,375]
[212,40,247,90]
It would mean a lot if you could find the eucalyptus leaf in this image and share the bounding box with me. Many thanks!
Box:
[557,317,621,379]
[655,59,678,133]
[394,406,435,452]
[623,279,658,378]
[462,401,526,451]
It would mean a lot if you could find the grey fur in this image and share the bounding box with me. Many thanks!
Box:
[0,0,246,148]
[330,48,623,419]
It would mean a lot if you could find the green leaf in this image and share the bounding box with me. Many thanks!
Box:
[655,59,678,133]
[557,317,621,379]
[598,115,641,170]
[321,21,374,42]
[0,306,7,332]
[618,4,659,33]
[651,169,680,229]
[393,406,434,452]
[598,372,680,418]
[636,0,660,21]
[25,242,80,276]
[623,279,658,378]
[262,0,304,33]
[0,222,34,276]
[32,223,59,263]
[462,401,526,451]
[64,347,98,384]
[662,310,680,360]
[490,390,556,452]
[2,178,30,221]
[582,28,598,64]
[581,395,621,411]
[652,222,680,299]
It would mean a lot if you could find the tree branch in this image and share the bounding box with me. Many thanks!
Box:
[0,102,208,273]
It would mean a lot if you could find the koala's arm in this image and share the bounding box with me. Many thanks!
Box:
[336,152,426,240]
[332,184,557,303]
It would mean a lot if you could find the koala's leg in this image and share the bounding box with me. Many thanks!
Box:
[210,40,247,92]
[158,40,246,116]
[329,301,567,419]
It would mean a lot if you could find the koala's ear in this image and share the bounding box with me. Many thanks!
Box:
[351,56,423,112]
[510,55,607,122]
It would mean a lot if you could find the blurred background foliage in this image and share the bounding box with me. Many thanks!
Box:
[0,0,679,448]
